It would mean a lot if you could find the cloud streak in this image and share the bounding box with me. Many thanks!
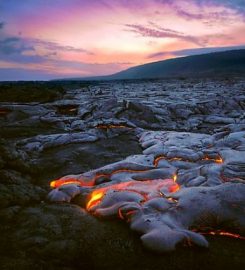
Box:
[125,23,206,46]
[0,37,34,55]
[0,35,93,60]
[196,0,245,15]
[29,39,94,55]
[155,0,245,15]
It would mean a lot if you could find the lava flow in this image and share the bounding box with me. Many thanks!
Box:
[50,168,150,188]
[86,190,104,210]
[202,156,223,164]
[153,155,223,167]
[86,178,180,211]
[194,230,245,240]
[50,178,95,188]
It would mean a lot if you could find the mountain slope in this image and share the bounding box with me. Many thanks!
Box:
[61,49,245,81]
[112,49,245,79]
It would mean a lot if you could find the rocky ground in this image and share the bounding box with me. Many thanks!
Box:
[0,78,245,269]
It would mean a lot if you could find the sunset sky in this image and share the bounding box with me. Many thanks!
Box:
[0,0,244,80]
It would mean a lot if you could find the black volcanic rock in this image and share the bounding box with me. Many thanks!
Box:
[0,82,65,102]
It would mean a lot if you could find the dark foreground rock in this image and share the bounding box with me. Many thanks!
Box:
[1,203,245,270]
[0,82,65,103]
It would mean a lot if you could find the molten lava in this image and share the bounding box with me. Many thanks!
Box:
[86,179,180,211]
[50,169,181,214]
[87,190,104,210]
[195,230,245,240]
[153,155,223,167]
[50,153,223,190]
[50,168,150,189]
[50,178,94,188]
[169,183,179,192]
[202,156,223,164]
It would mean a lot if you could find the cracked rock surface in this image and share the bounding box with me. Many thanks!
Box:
[1,78,245,269]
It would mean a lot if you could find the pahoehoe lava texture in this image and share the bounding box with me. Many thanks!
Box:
[48,129,245,252]
[1,78,245,269]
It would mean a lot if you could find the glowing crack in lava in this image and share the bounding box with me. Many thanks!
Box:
[153,155,223,167]
[50,178,90,188]
[49,171,244,252]
[86,179,179,212]
[86,190,104,210]
[48,130,245,252]
[50,168,150,189]
[194,230,245,240]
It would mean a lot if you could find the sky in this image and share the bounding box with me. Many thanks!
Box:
[0,0,245,80]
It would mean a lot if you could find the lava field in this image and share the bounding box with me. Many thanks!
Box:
[0,78,245,269]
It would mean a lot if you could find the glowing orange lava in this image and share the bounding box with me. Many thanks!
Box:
[202,156,223,164]
[49,155,245,245]
[169,183,180,193]
[50,178,95,188]
[153,155,223,167]
[51,154,223,189]
[86,179,180,211]
[153,156,164,167]
[50,168,149,189]
[87,190,104,210]
[196,230,245,240]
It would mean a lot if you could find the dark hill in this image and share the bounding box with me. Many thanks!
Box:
[62,49,245,81]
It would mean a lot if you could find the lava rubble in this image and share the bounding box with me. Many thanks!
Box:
[1,79,245,260]
[48,128,245,252]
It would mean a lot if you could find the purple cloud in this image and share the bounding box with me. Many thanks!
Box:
[125,23,204,46]
[0,37,34,55]
[155,0,245,15]
[0,35,93,61]
[176,7,238,25]
[148,21,184,34]
[196,0,245,15]
[29,39,94,55]
[154,0,245,22]
[0,22,5,29]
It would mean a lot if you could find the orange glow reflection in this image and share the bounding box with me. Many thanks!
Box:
[196,230,245,240]
[169,183,179,193]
